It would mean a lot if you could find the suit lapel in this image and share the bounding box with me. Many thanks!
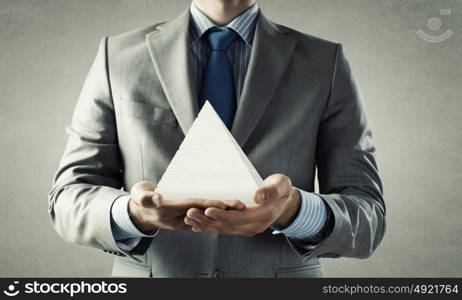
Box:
[231,13,298,148]
[146,10,198,135]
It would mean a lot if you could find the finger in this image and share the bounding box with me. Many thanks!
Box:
[200,199,230,210]
[204,207,250,223]
[204,207,230,221]
[151,193,164,208]
[190,198,245,210]
[185,218,219,233]
[134,191,155,208]
[166,198,245,218]
[170,198,228,210]
[184,216,199,227]
[205,205,274,225]
[254,174,291,204]
[140,193,166,209]
[192,224,218,233]
[186,208,213,225]
[222,200,246,210]
[189,219,231,234]
[131,181,157,194]
[131,181,161,208]
[192,224,219,234]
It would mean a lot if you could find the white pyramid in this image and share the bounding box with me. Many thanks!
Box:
[155,101,263,206]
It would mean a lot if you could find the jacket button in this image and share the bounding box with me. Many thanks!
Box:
[213,269,224,278]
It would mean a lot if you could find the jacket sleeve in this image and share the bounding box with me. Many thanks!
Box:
[286,44,386,260]
[48,37,151,257]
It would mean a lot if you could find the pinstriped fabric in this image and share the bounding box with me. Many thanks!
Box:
[189,3,258,102]
[277,190,327,240]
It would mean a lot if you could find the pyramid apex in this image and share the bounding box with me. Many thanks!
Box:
[197,100,225,125]
[200,100,216,116]
[201,100,214,113]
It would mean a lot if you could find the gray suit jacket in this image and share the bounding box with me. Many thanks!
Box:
[49,9,385,278]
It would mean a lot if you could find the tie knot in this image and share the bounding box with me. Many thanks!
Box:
[206,28,238,51]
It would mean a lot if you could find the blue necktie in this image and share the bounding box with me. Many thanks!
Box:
[199,28,238,128]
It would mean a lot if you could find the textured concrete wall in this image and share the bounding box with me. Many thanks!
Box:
[0,0,460,277]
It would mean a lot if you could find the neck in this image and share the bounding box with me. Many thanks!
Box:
[192,0,256,26]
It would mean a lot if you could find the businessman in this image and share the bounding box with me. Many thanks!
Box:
[49,0,386,277]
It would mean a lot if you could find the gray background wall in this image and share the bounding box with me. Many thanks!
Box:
[0,0,460,277]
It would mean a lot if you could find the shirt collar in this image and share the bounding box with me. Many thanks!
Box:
[189,3,259,46]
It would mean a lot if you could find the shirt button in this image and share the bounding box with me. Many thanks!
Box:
[213,269,224,278]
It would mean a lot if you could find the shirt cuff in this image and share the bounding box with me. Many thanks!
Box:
[271,188,327,239]
[111,195,158,241]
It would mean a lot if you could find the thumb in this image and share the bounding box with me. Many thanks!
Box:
[131,181,159,208]
[131,181,157,194]
[254,174,292,204]
[138,192,164,208]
